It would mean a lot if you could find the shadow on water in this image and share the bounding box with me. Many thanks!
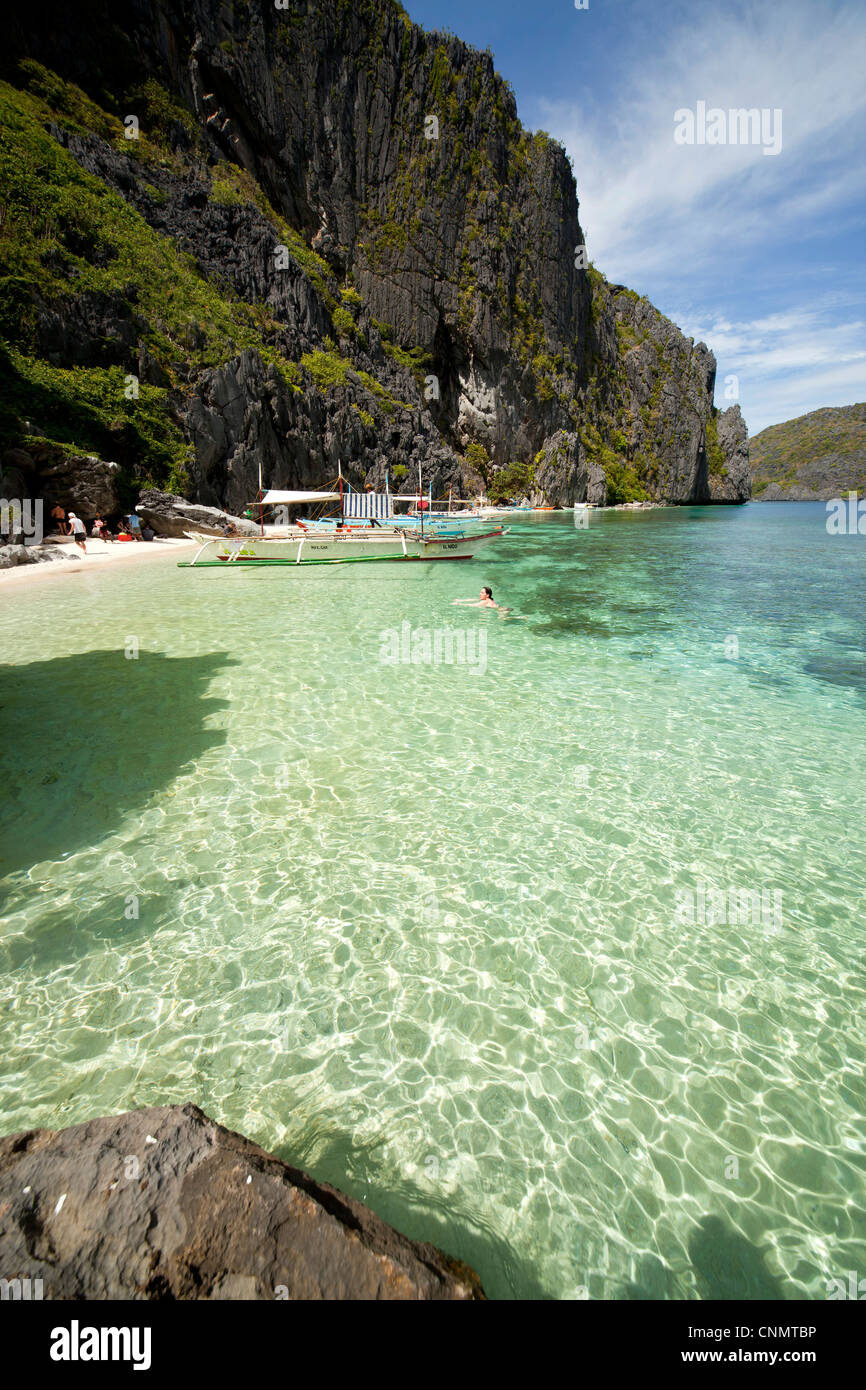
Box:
[272,1127,552,1300]
[687,1216,788,1300]
[0,649,233,885]
[617,1252,682,1300]
[803,652,866,702]
[615,1216,792,1300]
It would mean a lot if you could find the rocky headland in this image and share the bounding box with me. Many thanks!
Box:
[750,403,866,501]
[0,0,749,520]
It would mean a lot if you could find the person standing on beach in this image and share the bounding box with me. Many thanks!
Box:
[50,503,68,535]
[128,509,142,541]
[67,512,87,553]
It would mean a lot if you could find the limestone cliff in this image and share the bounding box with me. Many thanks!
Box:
[0,0,749,512]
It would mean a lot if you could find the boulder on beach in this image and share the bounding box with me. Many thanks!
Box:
[37,453,121,520]
[0,544,72,570]
[136,489,259,538]
[0,1103,485,1300]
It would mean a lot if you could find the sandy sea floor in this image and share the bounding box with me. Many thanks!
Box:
[1,504,864,1299]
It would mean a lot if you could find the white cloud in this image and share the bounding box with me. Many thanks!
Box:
[669,302,866,433]
[535,0,866,432]
[542,1,866,283]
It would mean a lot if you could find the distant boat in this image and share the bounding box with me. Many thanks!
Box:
[455,503,533,519]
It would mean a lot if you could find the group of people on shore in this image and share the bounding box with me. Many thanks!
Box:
[50,506,156,553]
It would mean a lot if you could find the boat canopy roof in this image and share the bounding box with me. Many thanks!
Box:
[258,489,341,504]
[255,488,475,506]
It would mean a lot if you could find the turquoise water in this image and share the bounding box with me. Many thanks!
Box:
[1,502,864,1299]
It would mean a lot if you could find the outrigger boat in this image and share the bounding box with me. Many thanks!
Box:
[179,470,509,568]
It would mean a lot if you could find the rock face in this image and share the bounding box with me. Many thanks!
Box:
[606,286,718,502]
[750,403,866,500]
[0,447,38,507]
[0,1103,485,1300]
[0,445,121,523]
[37,453,121,520]
[533,429,607,506]
[0,0,750,505]
[181,347,458,513]
[0,544,72,570]
[136,488,258,537]
[709,405,751,502]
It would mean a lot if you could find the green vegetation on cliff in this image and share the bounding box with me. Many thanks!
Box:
[0,0,742,508]
[750,404,866,497]
[0,345,190,493]
[488,459,535,503]
[705,416,728,479]
[0,61,421,486]
[0,72,289,485]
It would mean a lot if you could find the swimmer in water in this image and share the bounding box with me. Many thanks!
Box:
[453,585,500,608]
[452,586,524,616]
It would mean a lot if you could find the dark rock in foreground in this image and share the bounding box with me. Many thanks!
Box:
[0,1103,484,1300]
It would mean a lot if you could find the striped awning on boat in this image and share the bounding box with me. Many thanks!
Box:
[344,491,393,518]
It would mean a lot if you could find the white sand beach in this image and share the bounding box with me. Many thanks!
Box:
[0,535,199,590]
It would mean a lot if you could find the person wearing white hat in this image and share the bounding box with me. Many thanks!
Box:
[68,512,87,553]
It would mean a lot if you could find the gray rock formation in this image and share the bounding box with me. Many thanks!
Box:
[1,445,121,526]
[533,429,607,506]
[0,1103,485,1300]
[0,448,38,507]
[136,488,258,537]
[758,481,822,501]
[183,347,459,512]
[1,0,750,506]
[36,452,121,520]
[709,405,751,502]
[0,544,73,569]
[610,287,717,502]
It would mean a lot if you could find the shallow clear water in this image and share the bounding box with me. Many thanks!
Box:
[1,502,864,1299]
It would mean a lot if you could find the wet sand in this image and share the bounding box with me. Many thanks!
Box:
[0,536,199,591]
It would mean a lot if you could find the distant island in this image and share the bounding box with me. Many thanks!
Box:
[750,403,866,501]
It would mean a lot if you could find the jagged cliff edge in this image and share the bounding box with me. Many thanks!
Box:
[0,0,750,515]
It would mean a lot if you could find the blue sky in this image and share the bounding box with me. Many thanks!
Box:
[404,0,866,435]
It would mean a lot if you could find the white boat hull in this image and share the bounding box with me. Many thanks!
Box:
[180,525,508,567]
